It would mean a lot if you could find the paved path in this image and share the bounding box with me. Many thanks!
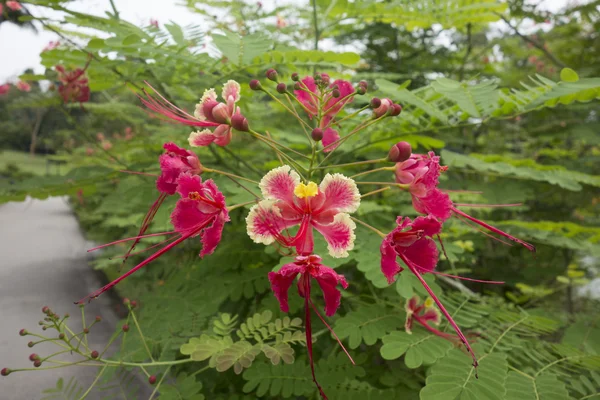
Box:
[0,197,148,399]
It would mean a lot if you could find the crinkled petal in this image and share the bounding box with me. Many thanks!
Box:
[321,127,340,153]
[313,265,348,317]
[212,125,232,147]
[294,76,318,117]
[259,165,301,205]
[410,215,442,237]
[412,188,452,221]
[200,212,229,257]
[318,173,361,213]
[323,79,354,116]
[402,237,439,274]
[268,264,304,313]
[222,80,241,103]
[246,200,301,245]
[380,236,402,284]
[175,173,203,198]
[421,307,442,326]
[171,198,215,236]
[188,129,216,147]
[312,213,356,258]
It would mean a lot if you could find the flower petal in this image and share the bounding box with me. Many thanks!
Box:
[380,236,402,284]
[313,265,348,317]
[293,76,318,117]
[200,212,229,257]
[188,129,216,147]
[222,80,241,103]
[246,200,301,245]
[171,198,215,236]
[421,307,442,326]
[321,128,340,153]
[402,236,439,274]
[212,125,232,147]
[412,188,452,221]
[318,173,361,213]
[259,165,301,205]
[410,215,442,237]
[312,213,356,258]
[268,264,304,313]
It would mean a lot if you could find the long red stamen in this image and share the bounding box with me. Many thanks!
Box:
[454,213,515,247]
[428,271,504,284]
[121,193,168,266]
[452,207,535,252]
[453,203,522,208]
[400,255,479,373]
[76,220,212,304]
[308,298,355,365]
[87,230,176,252]
[412,315,458,340]
[119,170,159,177]
[111,235,179,259]
[436,234,450,261]
[303,275,328,400]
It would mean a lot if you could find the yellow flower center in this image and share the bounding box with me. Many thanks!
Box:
[424,297,434,308]
[294,182,319,198]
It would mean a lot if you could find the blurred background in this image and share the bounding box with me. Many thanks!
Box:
[0,0,599,399]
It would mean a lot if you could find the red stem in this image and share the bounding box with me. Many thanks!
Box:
[304,275,328,400]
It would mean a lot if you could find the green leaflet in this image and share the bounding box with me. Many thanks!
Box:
[505,372,574,400]
[334,304,404,349]
[380,329,453,368]
[420,350,508,400]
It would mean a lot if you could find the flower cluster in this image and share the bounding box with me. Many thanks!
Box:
[55,62,91,104]
[76,70,534,398]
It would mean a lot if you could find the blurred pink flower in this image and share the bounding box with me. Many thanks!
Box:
[6,1,22,11]
[0,84,10,95]
[16,81,31,92]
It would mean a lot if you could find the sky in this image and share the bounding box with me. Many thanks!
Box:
[0,0,580,82]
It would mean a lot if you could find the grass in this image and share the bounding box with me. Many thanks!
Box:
[0,150,72,176]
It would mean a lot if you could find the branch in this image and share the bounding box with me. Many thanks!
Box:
[458,23,472,81]
[497,14,566,68]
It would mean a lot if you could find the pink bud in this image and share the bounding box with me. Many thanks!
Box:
[95,316,102,322]
[388,141,412,162]
[311,128,323,142]
[249,80,262,90]
[293,82,301,90]
[33,360,42,368]
[276,83,287,94]
[291,72,299,81]
[42,306,50,314]
[1,368,10,376]
[122,324,130,332]
[29,354,39,362]
[332,89,341,98]
[373,98,392,118]
[83,328,89,334]
[358,80,368,89]
[370,97,381,108]
[356,86,366,95]
[390,104,402,116]
[231,113,249,132]
[266,68,278,81]
[90,350,99,359]
[19,329,27,336]
[211,103,229,124]
[149,375,157,384]
[27,341,34,348]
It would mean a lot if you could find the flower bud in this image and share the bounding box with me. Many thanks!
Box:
[1,368,10,376]
[29,354,39,362]
[314,73,322,82]
[291,72,299,81]
[123,298,130,306]
[58,333,65,339]
[27,341,34,348]
[370,97,381,109]
[64,313,69,318]
[276,83,287,94]
[388,141,412,163]
[122,324,130,332]
[211,103,230,124]
[358,80,368,89]
[83,328,89,334]
[266,68,278,81]
[19,329,27,336]
[130,300,138,308]
[373,98,392,118]
[149,375,157,385]
[321,75,330,85]
[356,86,366,95]
[293,82,301,91]
[311,128,323,142]
[231,113,249,132]
[332,89,341,98]
[249,80,262,91]
[42,326,47,331]
[90,350,99,359]
[95,316,101,322]
[42,306,50,314]
[390,103,402,116]
[33,360,42,368]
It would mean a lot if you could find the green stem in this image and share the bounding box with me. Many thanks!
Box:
[78,365,107,400]
[325,105,370,129]
[350,166,394,179]
[360,187,391,198]
[99,357,194,368]
[315,158,387,169]
[205,168,259,184]
[148,365,172,400]
[129,310,154,362]
[350,216,386,238]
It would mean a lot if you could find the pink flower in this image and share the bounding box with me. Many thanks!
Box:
[16,81,30,92]
[96,132,105,141]
[101,140,112,150]
[77,173,228,303]
[246,166,360,258]
[149,18,159,28]
[56,64,90,104]
[269,254,352,399]
[276,13,287,29]
[43,41,60,52]
[380,215,479,368]
[395,152,535,252]
[6,1,21,11]
[188,80,245,147]
[85,148,94,156]
[0,84,10,95]
[0,4,3,13]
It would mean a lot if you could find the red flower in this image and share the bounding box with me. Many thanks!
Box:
[78,173,228,303]
[395,152,535,252]
[56,64,90,104]
[16,81,31,92]
[0,84,10,95]
[269,254,352,399]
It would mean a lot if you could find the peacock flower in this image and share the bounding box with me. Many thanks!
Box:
[0,84,10,95]
[269,254,352,399]
[123,142,202,264]
[16,81,30,92]
[380,215,479,368]
[395,152,535,252]
[77,173,228,304]
[246,165,360,258]
[56,64,90,104]
[6,1,22,11]
[188,80,245,147]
